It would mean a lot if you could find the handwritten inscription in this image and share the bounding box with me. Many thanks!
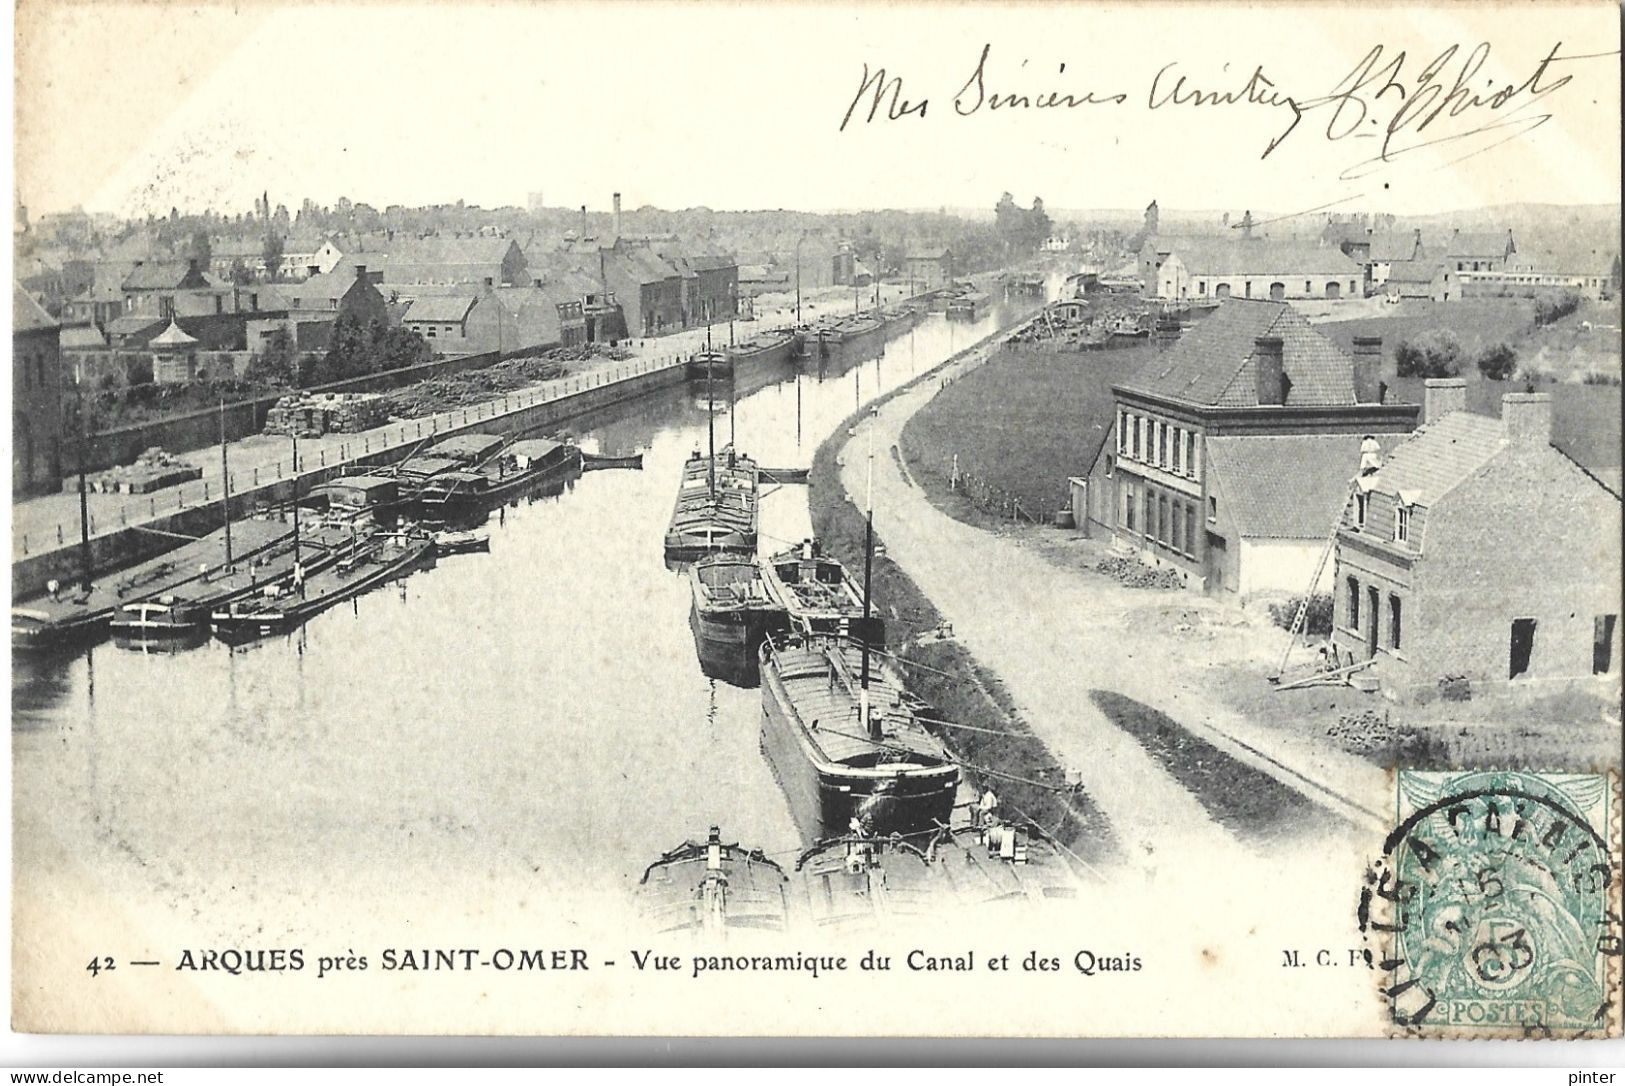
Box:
[839,41,1615,178]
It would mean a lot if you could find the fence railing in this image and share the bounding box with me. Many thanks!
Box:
[15,350,689,560]
[946,453,1055,525]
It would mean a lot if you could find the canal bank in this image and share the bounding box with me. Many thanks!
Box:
[805,313,1122,870]
[11,353,691,600]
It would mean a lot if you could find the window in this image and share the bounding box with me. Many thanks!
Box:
[1124,484,1136,531]
[1389,594,1402,650]
[1304,281,1312,294]
[1347,576,1361,629]
[1355,493,1369,528]
[1207,495,1217,521]
[1198,281,1207,295]
[1395,505,1411,543]
[1159,495,1170,545]
[1509,619,1537,679]
[1158,424,1168,468]
[1171,502,1182,551]
[1118,409,1128,454]
[1596,615,1617,674]
[1185,502,1196,554]
[1145,491,1156,539]
[1244,281,1253,298]
[1185,433,1195,476]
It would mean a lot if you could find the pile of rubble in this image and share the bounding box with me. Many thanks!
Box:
[76,447,202,494]
[1325,708,1398,755]
[264,392,390,437]
[385,343,629,420]
[1095,555,1184,590]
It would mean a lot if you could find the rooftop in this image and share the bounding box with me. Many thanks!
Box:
[402,295,478,323]
[1206,433,1408,539]
[1154,236,1360,278]
[1118,298,1366,408]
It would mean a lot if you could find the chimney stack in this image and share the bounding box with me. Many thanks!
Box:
[1155,315,1181,349]
[1351,335,1383,404]
[1424,377,1466,423]
[187,256,199,274]
[613,192,622,238]
[1501,392,1552,445]
[1253,336,1286,405]
[355,264,368,282]
[581,204,588,238]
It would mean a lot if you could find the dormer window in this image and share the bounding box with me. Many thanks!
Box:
[1355,493,1369,528]
[1395,504,1411,544]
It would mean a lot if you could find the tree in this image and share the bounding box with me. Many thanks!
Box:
[228,258,254,286]
[1477,341,1518,381]
[262,234,285,282]
[188,231,212,267]
[247,328,297,387]
[1028,196,1052,249]
[1395,329,1463,378]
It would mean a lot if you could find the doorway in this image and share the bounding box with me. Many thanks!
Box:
[1509,618,1537,679]
[1214,283,1231,299]
[1269,282,1285,301]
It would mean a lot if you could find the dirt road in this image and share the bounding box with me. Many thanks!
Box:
[835,340,1389,871]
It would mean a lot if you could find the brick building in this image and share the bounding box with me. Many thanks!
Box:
[1444,229,1516,273]
[904,248,953,292]
[1330,380,1622,698]
[1081,298,1419,594]
[13,286,63,496]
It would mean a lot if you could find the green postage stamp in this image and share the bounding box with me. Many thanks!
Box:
[1361,769,1622,1037]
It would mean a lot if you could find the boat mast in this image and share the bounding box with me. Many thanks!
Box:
[219,397,233,565]
[860,419,877,740]
[706,347,716,498]
[291,432,303,594]
[74,365,92,592]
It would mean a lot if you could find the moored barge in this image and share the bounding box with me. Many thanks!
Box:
[758,632,959,845]
[760,539,883,647]
[664,447,760,561]
[688,552,788,680]
[415,438,582,519]
[637,826,792,934]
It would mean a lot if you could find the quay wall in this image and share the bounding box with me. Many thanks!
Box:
[12,358,684,600]
[70,346,548,477]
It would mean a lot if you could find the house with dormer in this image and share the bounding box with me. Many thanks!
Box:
[1330,379,1621,697]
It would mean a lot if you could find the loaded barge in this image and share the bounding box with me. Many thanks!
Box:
[758,632,959,844]
[760,539,883,647]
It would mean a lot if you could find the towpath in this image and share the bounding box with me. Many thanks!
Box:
[833,338,1390,870]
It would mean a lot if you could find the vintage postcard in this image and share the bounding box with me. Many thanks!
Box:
[7,0,1622,1041]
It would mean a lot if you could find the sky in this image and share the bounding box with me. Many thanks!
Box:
[13,1,1623,222]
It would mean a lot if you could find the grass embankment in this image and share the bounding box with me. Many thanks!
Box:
[898,342,1158,520]
[1088,691,1335,844]
[809,380,1121,870]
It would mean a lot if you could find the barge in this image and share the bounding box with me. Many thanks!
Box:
[758,632,959,844]
[637,826,792,934]
[688,552,788,681]
[760,539,883,647]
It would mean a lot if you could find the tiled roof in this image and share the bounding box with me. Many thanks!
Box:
[1206,434,1402,539]
[1384,259,1442,284]
[1368,232,1423,262]
[13,285,55,332]
[1445,231,1513,260]
[1359,410,1506,507]
[1119,298,1358,408]
[59,323,107,348]
[403,295,477,323]
[1161,237,1360,277]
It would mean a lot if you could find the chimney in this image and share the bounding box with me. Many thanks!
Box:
[187,256,199,274]
[581,205,588,238]
[1253,336,1285,405]
[1351,336,1382,404]
[1423,377,1466,423]
[355,264,368,282]
[613,192,622,237]
[1501,392,1552,445]
[533,277,544,288]
[1155,316,1181,348]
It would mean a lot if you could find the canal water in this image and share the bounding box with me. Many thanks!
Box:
[12,296,1046,926]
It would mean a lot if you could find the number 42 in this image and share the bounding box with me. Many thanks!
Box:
[85,957,115,977]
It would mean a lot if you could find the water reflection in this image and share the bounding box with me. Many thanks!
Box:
[12,297,1045,907]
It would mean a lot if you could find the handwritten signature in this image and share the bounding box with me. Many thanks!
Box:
[839,42,1616,179]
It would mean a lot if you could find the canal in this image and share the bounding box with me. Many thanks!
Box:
[12,295,1047,933]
